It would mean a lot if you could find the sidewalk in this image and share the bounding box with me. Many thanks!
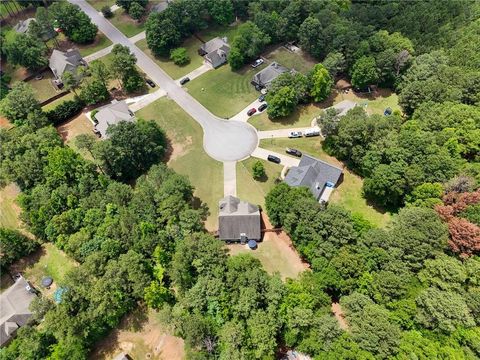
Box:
[223,161,237,197]
[83,44,114,63]
[129,31,146,44]
[175,63,212,83]
[128,89,167,112]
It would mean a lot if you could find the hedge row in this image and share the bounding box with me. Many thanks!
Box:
[46,97,85,125]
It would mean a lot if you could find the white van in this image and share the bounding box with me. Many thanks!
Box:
[304,127,321,137]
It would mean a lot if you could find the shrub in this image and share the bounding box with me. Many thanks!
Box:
[101,6,113,18]
[46,97,85,125]
[170,47,190,66]
[128,1,144,21]
[252,161,266,180]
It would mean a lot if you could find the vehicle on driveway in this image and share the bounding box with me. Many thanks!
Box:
[288,131,303,138]
[286,148,302,157]
[267,155,281,164]
[145,78,156,87]
[304,127,321,137]
[258,103,268,112]
[252,58,264,68]
[258,94,266,102]
[180,77,190,85]
[247,108,257,116]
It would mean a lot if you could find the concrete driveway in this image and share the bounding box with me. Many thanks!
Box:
[229,98,264,122]
[257,127,315,140]
[70,0,258,162]
[250,147,300,168]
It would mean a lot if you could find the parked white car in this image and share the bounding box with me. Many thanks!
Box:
[251,58,264,68]
[288,131,303,138]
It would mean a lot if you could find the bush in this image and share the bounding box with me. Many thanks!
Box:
[123,71,145,93]
[46,97,85,125]
[101,6,113,18]
[128,1,144,20]
[252,161,266,180]
[170,47,190,66]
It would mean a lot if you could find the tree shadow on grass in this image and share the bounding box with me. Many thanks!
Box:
[254,174,269,183]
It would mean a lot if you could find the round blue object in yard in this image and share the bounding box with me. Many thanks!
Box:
[41,276,53,288]
[53,287,67,304]
[248,240,257,250]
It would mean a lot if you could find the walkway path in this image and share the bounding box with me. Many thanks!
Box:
[129,31,146,44]
[250,147,300,168]
[175,63,212,83]
[70,0,258,163]
[223,161,237,197]
[83,44,114,62]
[127,89,167,112]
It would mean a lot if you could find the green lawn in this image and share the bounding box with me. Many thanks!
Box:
[264,47,316,74]
[197,24,241,43]
[135,98,223,230]
[136,37,205,80]
[249,103,323,131]
[87,0,115,11]
[28,70,60,103]
[236,157,282,209]
[109,8,146,38]
[259,138,392,227]
[0,183,21,229]
[78,33,113,57]
[42,92,76,111]
[186,63,266,118]
[334,88,401,116]
[24,243,77,288]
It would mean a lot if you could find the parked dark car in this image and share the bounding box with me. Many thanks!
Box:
[145,78,156,88]
[247,108,257,116]
[286,147,302,157]
[180,77,190,85]
[258,103,268,112]
[258,94,266,102]
[267,155,281,164]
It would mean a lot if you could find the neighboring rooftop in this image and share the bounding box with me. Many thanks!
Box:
[284,154,343,201]
[94,100,135,138]
[199,37,230,68]
[13,18,35,34]
[251,62,290,88]
[49,49,85,80]
[218,195,261,241]
[0,277,36,347]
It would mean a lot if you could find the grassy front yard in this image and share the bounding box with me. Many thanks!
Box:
[86,0,115,11]
[42,92,76,112]
[136,37,205,80]
[109,8,146,38]
[186,63,265,118]
[259,138,392,228]
[77,32,112,57]
[249,103,323,131]
[264,47,316,74]
[334,88,401,115]
[135,98,223,230]
[236,157,282,209]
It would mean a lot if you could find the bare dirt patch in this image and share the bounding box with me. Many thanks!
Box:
[56,113,94,143]
[228,212,309,280]
[91,307,185,360]
[331,302,350,331]
[167,135,193,163]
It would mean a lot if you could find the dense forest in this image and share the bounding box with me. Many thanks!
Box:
[1,0,479,359]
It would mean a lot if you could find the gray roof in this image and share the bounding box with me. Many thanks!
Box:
[201,37,230,68]
[252,62,290,88]
[0,277,36,347]
[94,100,135,138]
[284,155,343,200]
[218,195,261,240]
[13,18,35,33]
[49,49,84,79]
[152,1,169,13]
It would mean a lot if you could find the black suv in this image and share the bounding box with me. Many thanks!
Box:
[286,148,302,157]
[180,77,190,85]
[267,155,281,164]
[145,78,156,88]
[258,103,268,112]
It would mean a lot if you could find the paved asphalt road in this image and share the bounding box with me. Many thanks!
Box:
[71,0,258,162]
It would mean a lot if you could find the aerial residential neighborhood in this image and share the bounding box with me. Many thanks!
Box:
[0,0,479,359]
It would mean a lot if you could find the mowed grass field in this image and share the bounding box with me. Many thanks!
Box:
[259,138,392,228]
[249,103,323,131]
[236,157,282,209]
[186,63,265,118]
[135,97,223,230]
[86,0,115,11]
[264,47,316,74]
[136,37,205,80]
[0,183,22,229]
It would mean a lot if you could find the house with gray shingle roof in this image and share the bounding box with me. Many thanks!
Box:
[218,195,261,243]
[284,154,343,203]
[251,62,290,89]
[49,49,86,86]
[198,37,230,68]
[0,277,37,347]
[93,100,135,138]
